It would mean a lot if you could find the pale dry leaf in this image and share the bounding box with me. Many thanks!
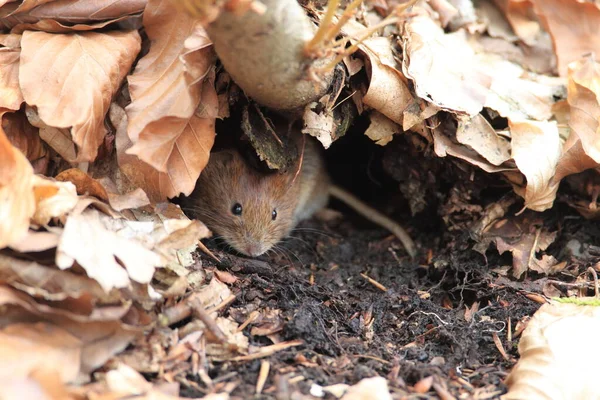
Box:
[8,229,60,253]
[364,111,400,146]
[32,175,79,225]
[566,57,600,164]
[55,168,109,201]
[433,127,515,173]
[107,188,151,211]
[113,104,196,202]
[0,322,82,383]
[509,120,561,211]
[22,0,146,21]
[340,376,392,400]
[531,0,600,77]
[0,115,35,249]
[0,253,109,302]
[56,209,161,292]
[3,110,46,162]
[552,140,599,191]
[0,33,22,48]
[493,0,540,46]
[477,1,517,42]
[302,103,335,148]
[20,29,141,162]
[0,47,23,110]
[479,54,565,122]
[206,316,249,359]
[503,302,600,400]
[126,0,215,136]
[456,114,511,166]
[402,15,491,116]
[26,105,77,162]
[0,370,73,400]
[360,36,414,125]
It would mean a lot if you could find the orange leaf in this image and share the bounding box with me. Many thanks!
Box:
[0,110,35,248]
[19,30,141,162]
[0,47,22,110]
[532,0,600,77]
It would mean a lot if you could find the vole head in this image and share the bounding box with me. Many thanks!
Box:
[187,150,298,257]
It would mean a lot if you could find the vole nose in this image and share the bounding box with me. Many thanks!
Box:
[244,242,265,257]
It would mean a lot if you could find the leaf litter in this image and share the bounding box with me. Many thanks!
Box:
[1,0,600,398]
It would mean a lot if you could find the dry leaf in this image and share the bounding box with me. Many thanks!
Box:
[0,322,82,383]
[0,46,23,110]
[566,57,600,163]
[32,175,79,225]
[360,36,414,125]
[302,103,335,148]
[456,114,511,166]
[3,110,46,162]
[20,29,141,162]
[503,302,600,400]
[493,0,540,45]
[124,0,216,198]
[55,168,109,201]
[56,209,161,292]
[0,113,35,248]
[364,111,400,146]
[402,15,491,116]
[509,120,561,211]
[340,376,392,400]
[531,0,600,77]
[480,55,565,122]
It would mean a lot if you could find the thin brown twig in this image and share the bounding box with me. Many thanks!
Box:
[360,272,387,292]
[231,340,304,361]
[188,295,228,344]
[588,266,599,298]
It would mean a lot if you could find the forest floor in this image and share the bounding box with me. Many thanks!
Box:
[181,134,598,399]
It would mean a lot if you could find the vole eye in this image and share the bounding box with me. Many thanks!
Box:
[231,203,243,216]
[271,209,277,221]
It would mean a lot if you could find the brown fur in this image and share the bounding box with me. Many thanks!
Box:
[183,138,329,256]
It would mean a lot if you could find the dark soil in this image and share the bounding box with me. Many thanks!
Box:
[182,129,600,399]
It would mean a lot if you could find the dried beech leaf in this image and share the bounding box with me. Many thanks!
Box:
[433,128,515,173]
[32,175,79,225]
[0,253,109,302]
[480,55,565,122]
[504,302,600,400]
[340,377,392,400]
[493,0,540,45]
[20,30,141,162]
[0,115,35,248]
[107,188,151,211]
[456,114,511,166]
[56,209,161,292]
[8,229,60,253]
[532,0,600,77]
[23,0,146,21]
[360,36,414,125]
[123,0,216,199]
[302,103,335,149]
[3,110,46,162]
[364,111,400,146]
[126,0,214,141]
[567,57,600,163]
[0,47,23,110]
[509,120,561,211]
[0,322,82,382]
[55,168,109,201]
[403,15,491,115]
